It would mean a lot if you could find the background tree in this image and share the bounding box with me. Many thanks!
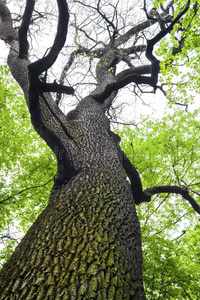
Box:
[0,65,56,264]
[0,0,200,299]
[119,110,200,299]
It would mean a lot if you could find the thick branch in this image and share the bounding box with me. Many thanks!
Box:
[18,0,35,58]
[145,186,200,215]
[28,0,69,76]
[121,45,147,55]
[40,81,74,94]
[121,151,151,205]
[0,0,17,43]
[94,0,190,101]
[25,0,75,149]
[114,19,156,48]
[93,72,155,102]
[116,65,152,80]
[28,0,70,110]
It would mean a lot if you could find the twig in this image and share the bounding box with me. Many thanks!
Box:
[0,179,53,205]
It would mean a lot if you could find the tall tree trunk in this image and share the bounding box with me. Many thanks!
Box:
[0,0,146,298]
[0,162,145,299]
[0,62,146,298]
[0,92,146,299]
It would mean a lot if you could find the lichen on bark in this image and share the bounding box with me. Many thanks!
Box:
[0,168,145,299]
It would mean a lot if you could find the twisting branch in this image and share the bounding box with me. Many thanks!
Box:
[160,1,174,15]
[58,43,146,95]
[96,0,118,41]
[16,0,74,107]
[146,0,190,88]
[93,72,155,101]
[18,0,35,58]
[28,0,69,77]
[119,146,199,214]
[143,1,167,31]
[93,0,190,102]
[27,0,74,114]
[121,151,151,205]
[20,0,75,145]
[145,186,200,215]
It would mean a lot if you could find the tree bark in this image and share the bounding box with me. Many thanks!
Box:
[0,1,146,298]
[0,167,145,299]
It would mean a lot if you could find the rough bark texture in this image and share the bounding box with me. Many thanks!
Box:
[0,169,145,299]
[0,0,195,297]
[0,52,146,298]
[0,0,146,298]
[1,0,196,297]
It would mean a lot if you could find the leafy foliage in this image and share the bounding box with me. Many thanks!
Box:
[154,0,200,106]
[118,108,200,299]
[0,65,56,267]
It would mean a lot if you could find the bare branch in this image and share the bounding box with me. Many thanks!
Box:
[0,179,53,205]
[114,19,157,48]
[0,235,19,242]
[28,0,70,112]
[150,211,189,237]
[93,71,155,102]
[96,0,117,42]
[40,80,74,94]
[28,0,69,77]
[0,0,17,43]
[182,287,193,300]
[18,0,35,58]
[145,186,200,215]
[92,1,190,103]
[97,0,116,31]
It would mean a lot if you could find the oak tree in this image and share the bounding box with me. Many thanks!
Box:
[0,0,199,299]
